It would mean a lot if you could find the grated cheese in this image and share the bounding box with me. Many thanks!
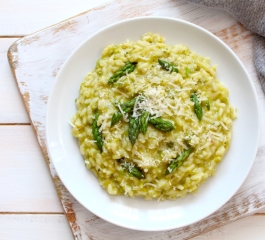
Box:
[133,156,159,167]
[112,88,129,98]
[131,86,176,119]
[220,121,229,130]
[68,121,76,128]
[143,183,157,188]
[117,103,129,122]
[208,131,224,142]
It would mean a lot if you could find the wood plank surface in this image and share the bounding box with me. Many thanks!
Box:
[193,214,265,240]
[0,0,111,36]
[0,38,29,123]
[0,125,63,212]
[1,214,265,240]
[0,214,73,240]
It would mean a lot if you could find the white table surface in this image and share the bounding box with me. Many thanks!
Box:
[0,0,264,239]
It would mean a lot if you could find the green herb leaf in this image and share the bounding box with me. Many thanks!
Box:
[185,67,190,77]
[206,100,210,110]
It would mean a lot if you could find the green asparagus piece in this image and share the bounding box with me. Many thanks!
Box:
[166,147,194,175]
[110,111,123,127]
[121,97,137,112]
[139,111,149,134]
[149,117,174,132]
[206,100,210,110]
[128,116,140,146]
[108,62,137,84]
[125,164,144,179]
[191,93,203,121]
[111,98,137,127]
[118,159,145,179]
[158,59,178,73]
[92,110,103,152]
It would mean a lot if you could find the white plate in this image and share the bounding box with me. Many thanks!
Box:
[46,17,260,231]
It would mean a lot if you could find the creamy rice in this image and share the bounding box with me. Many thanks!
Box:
[71,32,237,200]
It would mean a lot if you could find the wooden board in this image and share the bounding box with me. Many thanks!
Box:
[7,0,265,239]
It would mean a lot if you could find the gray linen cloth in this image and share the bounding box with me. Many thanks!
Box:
[187,0,265,93]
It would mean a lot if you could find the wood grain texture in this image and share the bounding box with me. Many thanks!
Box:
[0,214,73,240]
[7,0,265,239]
[0,0,111,36]
[1,214,265,240]
[0,38,29,123]
[0,126,63,212]
[192,214,265,240]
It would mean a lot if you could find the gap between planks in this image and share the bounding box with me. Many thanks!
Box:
[0,212,64,215]
[255,212,265,215]
[0,36,24,38]
[0,123,31,126]
[0,212,264,215]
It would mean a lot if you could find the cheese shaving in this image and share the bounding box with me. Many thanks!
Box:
[68,121,76,128]
[117,103,129,122]
[220,121,229,130]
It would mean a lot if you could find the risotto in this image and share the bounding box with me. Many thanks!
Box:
[71,33,237,200]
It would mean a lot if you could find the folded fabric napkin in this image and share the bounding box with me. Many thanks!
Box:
[187,0,265,93]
